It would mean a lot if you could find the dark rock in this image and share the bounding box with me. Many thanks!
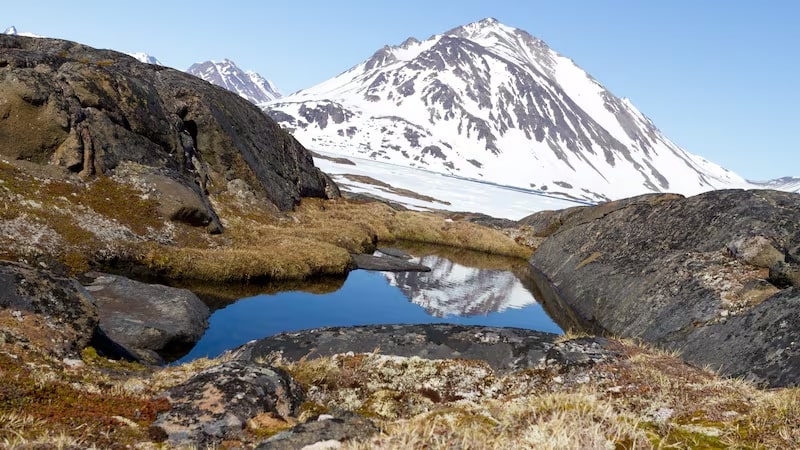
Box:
[256,412,378,450]
[234,324,563,373]
[680,288,800,387]
[376,247,414,259]
[0,260,98,354]
[84,273,210,364]
[150,361,304,447]
[529,189,800,387]
[351,253,431,272]
[518,193,681,237]
[0,35,335,232]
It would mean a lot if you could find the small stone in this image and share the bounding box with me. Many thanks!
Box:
[62,358,85,369]
[720,310,729,318]
[552,376,564,384]
[317,414,335,421]
[575,374,591,384]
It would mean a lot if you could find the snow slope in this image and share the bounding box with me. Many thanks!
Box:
[265,18,756,202]
[313,150,585,220]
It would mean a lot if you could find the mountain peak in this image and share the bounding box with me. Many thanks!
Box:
[3,25,42,38]
[265,19,753,202]
[186,59,281,105]
[127,52,163,66]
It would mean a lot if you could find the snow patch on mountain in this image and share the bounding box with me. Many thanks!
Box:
[186,59,281,104]
[3,26,43,38]
[126,52,163,65]
[264,18,763,202]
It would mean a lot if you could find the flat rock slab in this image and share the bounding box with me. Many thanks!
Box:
[84,273,210,364]
[351,253,430,272]
[150,361,304,447]
[376,247,414,259]
[233,324,614,374]
[257,412,378,450]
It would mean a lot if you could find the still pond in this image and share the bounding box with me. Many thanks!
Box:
[175,244,562,364]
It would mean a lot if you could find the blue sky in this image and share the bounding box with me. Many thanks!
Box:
[4,1,798,181]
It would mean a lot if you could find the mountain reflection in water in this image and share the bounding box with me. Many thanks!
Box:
[383,254,536,317]
[174,248,561,363]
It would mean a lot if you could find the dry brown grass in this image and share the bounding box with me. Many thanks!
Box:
[276,340,800,450]
[2,157,529,282]
[138,197,532,282]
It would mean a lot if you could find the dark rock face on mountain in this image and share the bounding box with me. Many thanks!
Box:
[0,260,98,354]
[84,273,210,365]
[529,189,800,387]
[0,35,332,231]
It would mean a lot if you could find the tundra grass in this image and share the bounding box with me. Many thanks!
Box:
[2,159,530,282]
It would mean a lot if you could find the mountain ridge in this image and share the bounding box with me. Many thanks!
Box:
[187,59,281,105]
[263,18,755,202]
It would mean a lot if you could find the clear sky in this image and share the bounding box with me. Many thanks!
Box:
[4,1,798,181]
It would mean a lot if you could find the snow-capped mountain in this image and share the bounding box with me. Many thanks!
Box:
[127,52,163,65]
[187,59,281,105]
[383,254,536,318]
[3,26,43,38]
[753,176,800,193]
[265,18,752,202]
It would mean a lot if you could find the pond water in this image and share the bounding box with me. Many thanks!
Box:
[175,246,562,364]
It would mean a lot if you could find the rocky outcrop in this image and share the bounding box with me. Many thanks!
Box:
[84,273,210,364]
[0,35,333,234]
[0,260,97,355]
[150,361,305,447]
[529,189,800,387]
[233,324,617,373]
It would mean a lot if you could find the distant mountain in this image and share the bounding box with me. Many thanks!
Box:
[754,176,800,193]
[187,59,281,105]
[3,26,43,38]
[264,18,754,202]
[382,254,536,318]
[126,52,163,66]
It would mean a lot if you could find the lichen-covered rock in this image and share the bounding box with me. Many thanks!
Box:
[0,34,335,234]
[0,260,98,354]
[529,189,800,387]
[256,412,378,450]
[150,361,305,447]
[84,272,210,364]
[233,324,617,374]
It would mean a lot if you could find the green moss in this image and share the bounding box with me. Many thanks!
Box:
[80,347,149,373]
[640,421,727,450]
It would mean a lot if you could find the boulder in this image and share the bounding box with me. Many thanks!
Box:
[150,361,304,447]
[529,189,800,387]
[0,260,98,355]
[84,273,210,364]
[0,34,335,233]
